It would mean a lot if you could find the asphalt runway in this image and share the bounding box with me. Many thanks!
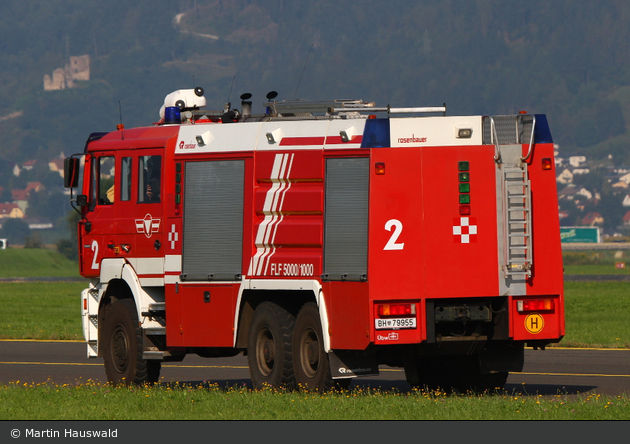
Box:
[1,340,629,396]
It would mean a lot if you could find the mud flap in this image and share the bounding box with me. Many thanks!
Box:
[329,351,380,379]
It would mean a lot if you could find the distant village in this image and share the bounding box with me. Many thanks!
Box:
[0,155,66,231]
[555,144,630,239]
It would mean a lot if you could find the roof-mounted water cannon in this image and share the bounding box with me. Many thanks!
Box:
[159,87,206,123]
[240,93,252,118]
[264,91,279,116]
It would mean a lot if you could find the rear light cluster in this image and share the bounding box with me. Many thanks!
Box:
[376,303,416,317]
[516,298,555,313]
[458,161,471,215]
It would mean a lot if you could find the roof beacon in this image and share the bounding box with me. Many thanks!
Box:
[159,87,206,120]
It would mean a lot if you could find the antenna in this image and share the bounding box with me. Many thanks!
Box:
[227,76,236,103]
[294,43,313,99]
[118,101,124,140]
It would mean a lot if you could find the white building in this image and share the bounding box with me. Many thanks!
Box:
[569,156,586,167]
[556,168,574,184]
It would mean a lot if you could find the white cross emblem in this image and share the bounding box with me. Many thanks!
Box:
[135,214,161,238]
[168,224,179,249]
[453,217,477,243]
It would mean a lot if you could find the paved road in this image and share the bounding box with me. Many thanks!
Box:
[1,340,629,396]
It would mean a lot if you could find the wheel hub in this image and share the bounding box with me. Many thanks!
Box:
[300,328,320,378]
[256,328,275,376]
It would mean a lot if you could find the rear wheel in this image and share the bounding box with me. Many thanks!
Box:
[405,356,508,394]
[404,358,452,393]
[458,363,508,393]
[292,302,334,391]
[101,299,161,385]
[247,302,295,390]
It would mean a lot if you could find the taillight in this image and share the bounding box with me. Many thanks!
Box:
[542,158,552,170]
[517,298,554,313]
[377,303,416,317]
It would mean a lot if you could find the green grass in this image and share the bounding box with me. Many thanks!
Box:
[0,381,628,420]
[0,248,79,278]
[564,264,630,275]
[560,281,630,348]
[562,250,630,274]
[0,282,85,340]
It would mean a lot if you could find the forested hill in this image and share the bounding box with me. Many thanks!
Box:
[1,0,630,180]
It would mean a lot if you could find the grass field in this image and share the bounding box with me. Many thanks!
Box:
[0,248,79,278]
[564,264,630,275]
[1,381,628,420]
[0,282,85,340]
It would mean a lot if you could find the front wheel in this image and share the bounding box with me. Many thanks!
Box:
[247,302,295,390]
[292,302,334,391]
[101,299,160,385]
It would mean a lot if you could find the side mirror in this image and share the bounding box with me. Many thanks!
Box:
[64,157,80,188]
[75,194,88,207]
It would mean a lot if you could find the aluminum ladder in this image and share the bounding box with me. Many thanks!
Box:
[488,114,536,279]
[502,164,532,278]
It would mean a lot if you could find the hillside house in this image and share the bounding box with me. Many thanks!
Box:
[557,168,574,184]
[583,212,604,226]
[11,189,29,213]
[559,210,570,223]
[569,156,586,167]
[576,188,593,200]
[25,182,45,194]
[48,158,65,178]
[0,203,24,219]
[558,184,577,200]
[22,160,36,171]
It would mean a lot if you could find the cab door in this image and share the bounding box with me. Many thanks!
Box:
[79,153,117,277]
[116,150,165,277]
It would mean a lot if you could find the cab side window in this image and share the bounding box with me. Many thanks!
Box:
[120,157,132,202]
[138,155,161,203]
[98,156,115,205]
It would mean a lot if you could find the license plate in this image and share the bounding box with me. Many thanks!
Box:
[375,317,417,330]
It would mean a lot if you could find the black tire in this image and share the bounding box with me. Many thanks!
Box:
[247,302,295,390]
[101,299,161,386]
[404,358,452,393]
[460,368,509,394]
[292,302,334,392]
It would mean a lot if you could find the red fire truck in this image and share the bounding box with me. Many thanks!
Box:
[64,87,564,392]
